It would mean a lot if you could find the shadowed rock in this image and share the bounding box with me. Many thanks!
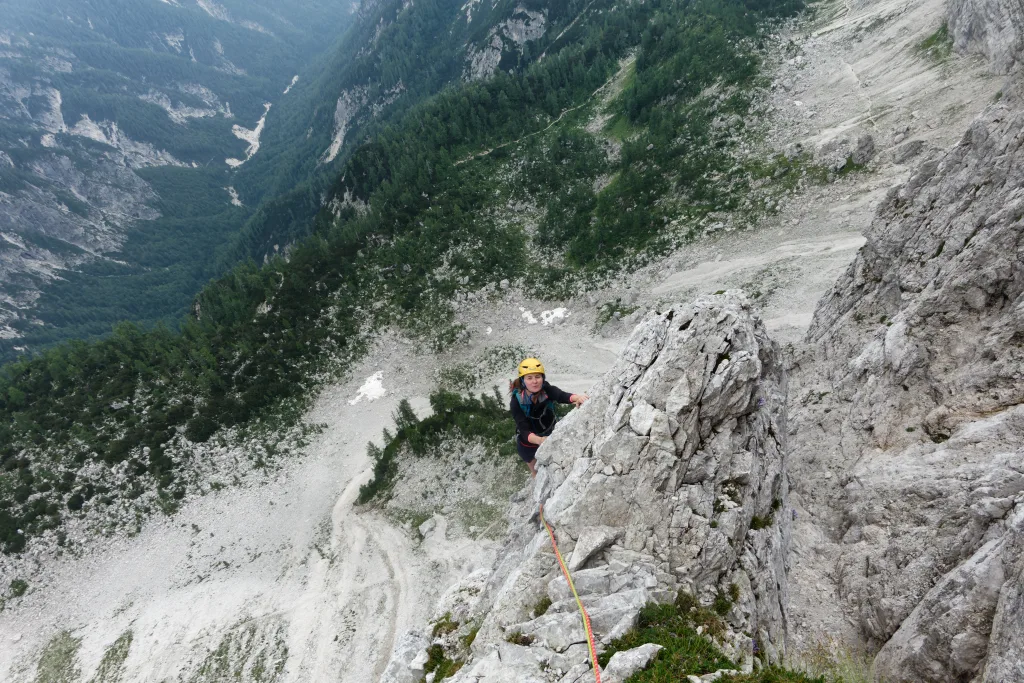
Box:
[792,91,1024,682]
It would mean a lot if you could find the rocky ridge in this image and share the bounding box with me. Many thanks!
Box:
[384,294,791,681]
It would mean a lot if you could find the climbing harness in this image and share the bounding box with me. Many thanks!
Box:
[539,505,602,683]
[514,388,558,434]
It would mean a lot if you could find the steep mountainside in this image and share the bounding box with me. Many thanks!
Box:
[782,1,1024,679]
[0,0,356,355]
[788,90,1024,681]
[2,0,1024,678]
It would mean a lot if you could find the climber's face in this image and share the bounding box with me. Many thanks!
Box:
[524,373,543,393]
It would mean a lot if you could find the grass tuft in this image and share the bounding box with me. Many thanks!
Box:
[916,23,953,62]
[432,613,460,638]
[422,644,463,681]
[505,631,535,646]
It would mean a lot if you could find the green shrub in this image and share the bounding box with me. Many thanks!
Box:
[432,613,459,638]
[505,631,535,646]
[10,579,28,597]
[533,596,553,618]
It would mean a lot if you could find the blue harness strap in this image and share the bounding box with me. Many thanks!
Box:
[515,388,556,435]
[515,388,549,416]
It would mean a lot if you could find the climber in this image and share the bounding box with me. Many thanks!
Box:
[509,358,588,478]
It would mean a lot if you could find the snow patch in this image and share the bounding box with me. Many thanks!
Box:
[283,75,299,95]
[518,307,570,325]
[225,103,271,167]
[540,307,569,325]
[348,371,387,404]
[226,186,243,207]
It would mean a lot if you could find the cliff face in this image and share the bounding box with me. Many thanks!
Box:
[948,0,1024,73]
[385,295,791,681]
[789,91,1024,682]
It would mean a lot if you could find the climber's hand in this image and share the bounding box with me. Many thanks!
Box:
[570,393,589,407]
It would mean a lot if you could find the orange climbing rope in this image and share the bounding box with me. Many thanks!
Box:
[539,505,602,683]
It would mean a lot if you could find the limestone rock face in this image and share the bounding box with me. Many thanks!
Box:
[464,5,547,81]
[790,94,1024,681]
[384,295,790,681]
[948,0,1024,73]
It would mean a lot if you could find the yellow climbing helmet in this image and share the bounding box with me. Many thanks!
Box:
[518,357,546,377]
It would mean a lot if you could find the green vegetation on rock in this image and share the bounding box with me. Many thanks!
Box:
[88,631,133,683]
[33,631,81,683]
[916,23,954,63]
[599,593,831,683]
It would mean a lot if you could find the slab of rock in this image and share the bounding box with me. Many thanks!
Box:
[601,643,663,683]
[568,526,622,571]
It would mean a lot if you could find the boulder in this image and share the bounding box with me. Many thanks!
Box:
[380,631,430,683]
[602,643,663,683]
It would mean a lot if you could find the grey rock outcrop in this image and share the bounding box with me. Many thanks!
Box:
[948,0,1024,73]
[385,295,791,681]
[602,643,663,683]
[789,93,1024,681]
[465,6,547,81]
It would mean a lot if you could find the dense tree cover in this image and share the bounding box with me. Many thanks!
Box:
[0,168,250,354]
[0,0,805,552]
